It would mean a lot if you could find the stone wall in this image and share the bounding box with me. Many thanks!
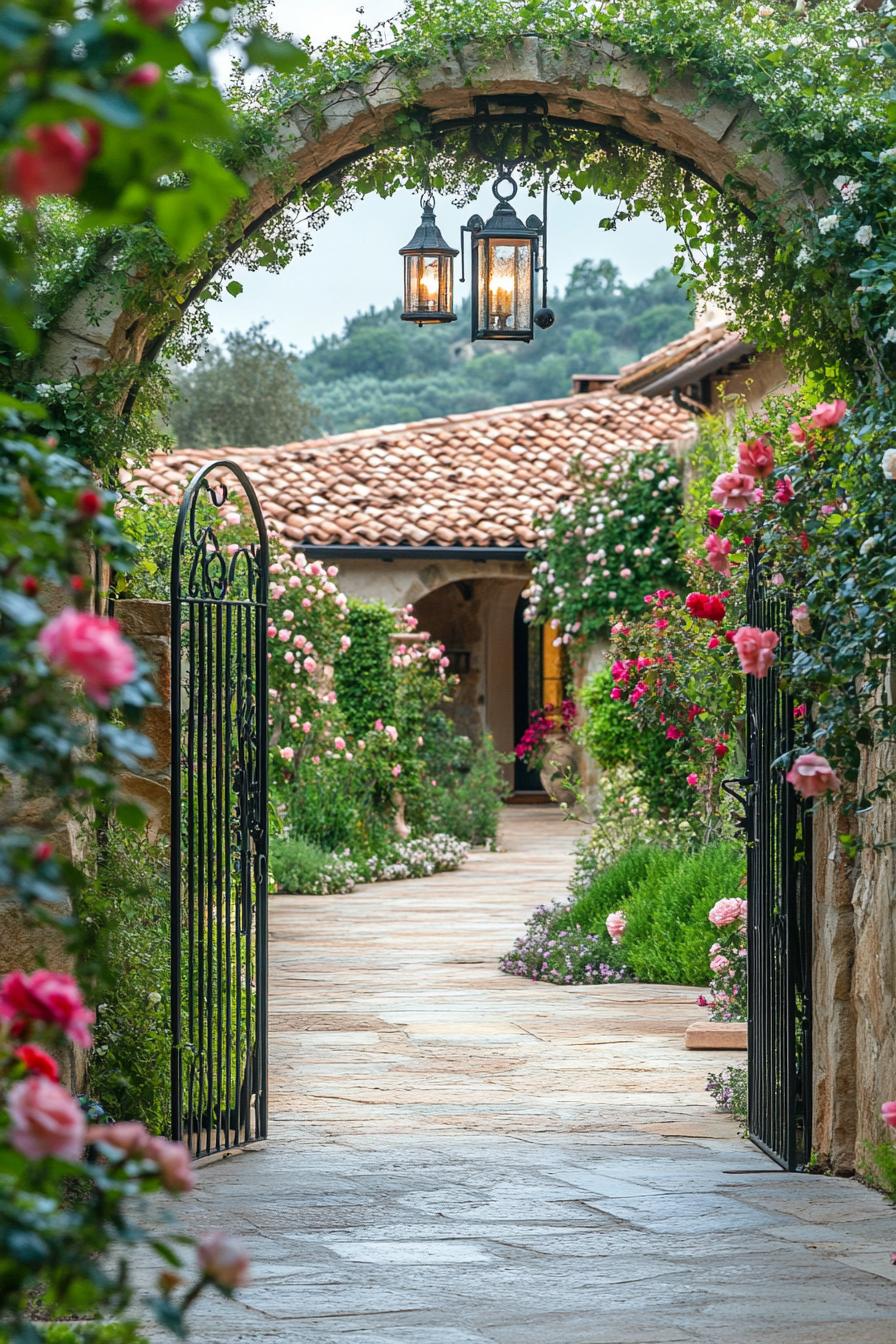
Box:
[115,600,172,838]
[812,732,896,1173]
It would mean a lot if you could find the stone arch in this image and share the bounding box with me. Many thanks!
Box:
[40,34,807,382]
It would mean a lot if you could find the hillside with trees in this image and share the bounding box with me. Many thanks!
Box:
[167,260,692,446]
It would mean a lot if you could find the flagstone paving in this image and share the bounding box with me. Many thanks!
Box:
[148,808,895,1343]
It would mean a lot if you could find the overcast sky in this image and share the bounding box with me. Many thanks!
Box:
[205,0,678,355]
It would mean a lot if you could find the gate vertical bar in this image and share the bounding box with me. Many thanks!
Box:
[170,460,269,1159]
[745,547,812,1170]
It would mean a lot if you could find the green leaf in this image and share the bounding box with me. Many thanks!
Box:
[226,279,244,297]
[49,81,144,129]
[0,590,44,626]
[115,800,148,831]
[245,31,311,72]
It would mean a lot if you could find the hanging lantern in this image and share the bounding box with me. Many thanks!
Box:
[462,169,554,343]
[399,191,458,326]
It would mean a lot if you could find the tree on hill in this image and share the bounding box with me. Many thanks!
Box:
[168,323,318,449]
[297,260,692,435]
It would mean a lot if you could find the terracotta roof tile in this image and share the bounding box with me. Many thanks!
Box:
[128,390,692,552]
[615,320,756,397]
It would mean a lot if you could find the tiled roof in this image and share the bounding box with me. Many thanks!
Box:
[615,320,755,397]
[130,390,692,551]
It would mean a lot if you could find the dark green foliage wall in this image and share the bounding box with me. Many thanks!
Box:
[334,601,398,736]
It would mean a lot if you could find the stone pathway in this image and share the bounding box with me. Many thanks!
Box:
[155,808,895,1343]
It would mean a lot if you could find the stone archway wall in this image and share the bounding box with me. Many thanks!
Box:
[40,35,807,383]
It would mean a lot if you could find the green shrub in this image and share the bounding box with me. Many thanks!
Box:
[41,1324,148,1344]
[565,839,745,985]
[578,668,692,817]
[77,824,171,1136]
[622,843,746,985]
[422,719,510,845]
[706,1065,748,1131]
[270,833,358,894]
[565,843,660,931]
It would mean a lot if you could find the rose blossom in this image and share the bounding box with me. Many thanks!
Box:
[789,421,807,444]
[686,592,726,622]
[6,124,95,207]
[605,911,626,944]
[198,1231,251,1289]
[706,508,725,531]
[14,1044,59,1080]
[709,955,730,974]
[809,399,848,429]
[791,602,811,635]
[708,897,748,927]
[880,449,896,481]
[732,626,779,679]
[710,470,756,512]
[7,1075,86,1161]
[737,437,774,479]
[686,773,699,787]
[774,475,795,505]
[131,0,180,22]
[37,609,136,707]
[88,1120,152,1157]
[785,752,840,798]
[704,533,732,576]
[881,1102,896,1129]
[0,969,94,1047]
[145,1136,196,1192]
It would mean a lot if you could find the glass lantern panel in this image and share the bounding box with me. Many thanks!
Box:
[404,254,444,316]
[476,237,533,336]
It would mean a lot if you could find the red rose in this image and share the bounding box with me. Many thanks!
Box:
[685,592,726,622]
[22,576,39,597]
[0,969,94,1048]
[130,0,180,23]
[6,124,93,207]
[14,1044,59,1081]
[76,489,103,517]
[123,63,162,87]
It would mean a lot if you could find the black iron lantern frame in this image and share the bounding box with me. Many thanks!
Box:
[460,167,554,344]
[399,190,458,326]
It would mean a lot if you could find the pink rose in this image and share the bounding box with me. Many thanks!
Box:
[774,476,795,504]
[123,62,162,86]
[737,437,774,479]
[710,471,756,513]
[198,1230,250,1289]
[605,911,626,944]
[709,955,730,974]
[732,626,779,679]
[706,508,725,531]
[131,0,180,22]
[708,898,748,927]
[0,969,94,1047]
[704,533,732,576]
[333,737,346,751]
[809,399,848,429]
[686,773,699,787]
[791,602,811,635]
[881,1102,896,1128]
[785,752,840,798]
[278,746,294,762]
[37,609,136,707]
[7,1075,86,1162]
[88,1120,157,1160]
[789,421,808,444]
[145,1136,196,1192]
[391,764,402,778]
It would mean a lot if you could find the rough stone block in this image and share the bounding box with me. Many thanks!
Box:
[116,599,170,638]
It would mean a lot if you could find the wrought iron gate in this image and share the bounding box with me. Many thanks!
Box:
[170,461,269,1160]
[742,551,813,1170]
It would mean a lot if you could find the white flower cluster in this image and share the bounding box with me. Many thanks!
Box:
[362,834,470,882]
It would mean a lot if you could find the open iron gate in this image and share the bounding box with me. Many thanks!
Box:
[740,551,813,1170]
[170,460,269,1160]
